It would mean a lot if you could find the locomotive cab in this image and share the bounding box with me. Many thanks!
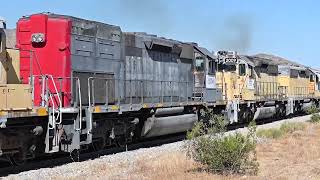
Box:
[192,46,221,102]
[237,58,255,101]
[216,51,255,102]
[308,68,320,98]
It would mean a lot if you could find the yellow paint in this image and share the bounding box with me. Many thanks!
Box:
[309,82,315,94]
[278,75,290,87]
[0,111,8,116]
[94,106,101,113]
[216,71,238,101]
[37,107,48,116]
[288,77,310,97]
[0,84,32,110]
[111,105,119,110]
[216,64,255,101]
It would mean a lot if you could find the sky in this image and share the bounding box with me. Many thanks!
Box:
[1,0,319,67]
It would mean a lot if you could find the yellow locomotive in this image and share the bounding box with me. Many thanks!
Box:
[216,52,320,123]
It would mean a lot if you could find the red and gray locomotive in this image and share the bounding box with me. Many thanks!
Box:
[0,13,220,163]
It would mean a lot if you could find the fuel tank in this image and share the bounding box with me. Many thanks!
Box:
[302,102,313,112]
[253,106,276,120]
[141,109,197,138]
[155,107,184,116]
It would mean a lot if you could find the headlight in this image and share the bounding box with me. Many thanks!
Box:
[31,33,45,43]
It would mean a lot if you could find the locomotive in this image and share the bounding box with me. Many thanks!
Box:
[0,12,318,164]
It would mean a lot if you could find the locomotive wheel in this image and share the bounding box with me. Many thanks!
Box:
[240,108,254,123]
[115,136,127,148]
[280,106,286,117]
[8,153,26,166]
[247,108,254,123]
[93,138,106,151]
[70,150,80,162]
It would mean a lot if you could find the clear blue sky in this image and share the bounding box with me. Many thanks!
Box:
[1,0,319,67]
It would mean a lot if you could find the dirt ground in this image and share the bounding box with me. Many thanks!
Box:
[15,122,319,180]
[67,123,320,180]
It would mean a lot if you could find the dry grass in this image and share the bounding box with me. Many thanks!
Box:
[130,123,320,180]
[257,122,306,139]
[256,123,320,180]
[52,123,320,180]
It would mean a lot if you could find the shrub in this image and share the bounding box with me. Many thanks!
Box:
[256,122,306,139]
[187,110,258,175]
[306,104,320,114]
[280,122,306,133]
[256,128,283,139]
[186,121,205,140]
[310,113,320,123]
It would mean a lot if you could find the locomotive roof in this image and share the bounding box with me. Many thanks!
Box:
[125,32,214,59]
[238,53,311,73]
[126,32,183,45]
[309,68,320,77]
[20,12,121,30]
[194,46,215,59]
[252,53,304,67]
[238,55,255,66]
[240,53,307,70]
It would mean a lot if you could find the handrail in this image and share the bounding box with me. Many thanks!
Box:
[46,75,63,125]
[75,78,82,131]
[48,93,56,130]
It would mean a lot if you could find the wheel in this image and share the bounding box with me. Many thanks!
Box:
[69,150,80,162]
[115,135,127,148]
[92,138,106,151]
[9,153,26,166]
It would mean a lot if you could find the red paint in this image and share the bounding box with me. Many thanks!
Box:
[17,14,72,107]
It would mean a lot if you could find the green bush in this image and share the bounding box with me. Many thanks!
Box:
[306,105,320,114]
[310,113,320,123]
[187,110,258,175]
[256,122,306,139]
[186,121,205,140]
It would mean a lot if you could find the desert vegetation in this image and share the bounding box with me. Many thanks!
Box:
[186,110,259,175]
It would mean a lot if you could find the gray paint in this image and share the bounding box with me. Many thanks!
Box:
[66,16,220,107]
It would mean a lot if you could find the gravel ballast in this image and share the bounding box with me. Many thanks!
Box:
[3,114,314,180]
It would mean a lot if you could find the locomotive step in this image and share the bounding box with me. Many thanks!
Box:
[58,108,79,113]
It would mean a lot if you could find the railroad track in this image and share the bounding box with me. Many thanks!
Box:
[0,133,186,177]
[0,113,310,177]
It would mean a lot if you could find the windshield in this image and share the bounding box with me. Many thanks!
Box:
[218,64,236,72]
[195,58,205,71]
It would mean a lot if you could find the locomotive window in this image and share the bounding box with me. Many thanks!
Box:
[208,60,215,74]
[310,75,315,82]
[219,64,236,72]
[239,64,246,76]
[299,71,307,78]
[249,66,254,78]
[290,69,299,78]
[195,57,204,71]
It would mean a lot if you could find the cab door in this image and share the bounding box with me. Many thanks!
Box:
[237,63,255,101]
